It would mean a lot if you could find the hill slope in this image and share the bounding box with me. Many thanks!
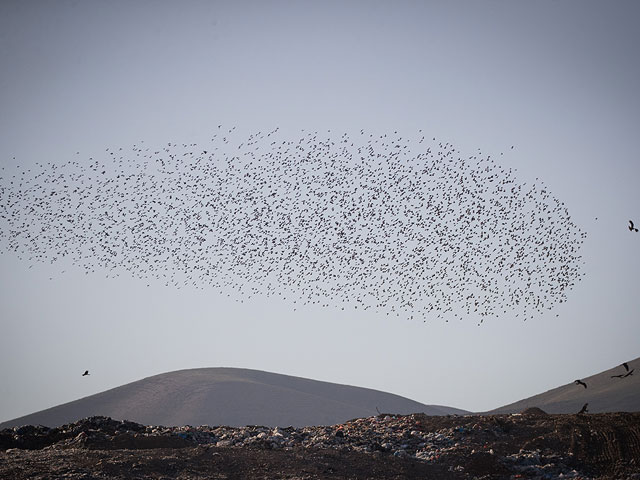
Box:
[489,357,640,414]
[0,368,468,428]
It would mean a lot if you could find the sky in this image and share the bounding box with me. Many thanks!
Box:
[1,0,639,423]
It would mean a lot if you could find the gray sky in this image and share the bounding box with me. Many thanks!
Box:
[1,0,639,423]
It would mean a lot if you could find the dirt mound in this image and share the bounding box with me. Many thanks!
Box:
[2,413,639,479]
[520,407,549,415]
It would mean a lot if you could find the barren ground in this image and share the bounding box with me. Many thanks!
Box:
[1,412,639,479]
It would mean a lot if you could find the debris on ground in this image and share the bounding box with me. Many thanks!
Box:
[1,412,639,479]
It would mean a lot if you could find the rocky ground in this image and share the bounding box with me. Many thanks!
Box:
[1,411,639,479]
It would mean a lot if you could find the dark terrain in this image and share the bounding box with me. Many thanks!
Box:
[1,411,639,479]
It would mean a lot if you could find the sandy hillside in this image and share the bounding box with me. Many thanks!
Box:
[0,368,468,429]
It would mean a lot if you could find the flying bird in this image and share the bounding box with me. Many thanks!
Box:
[574,379,587,389]
[612,364,633,378]
[578,403,589,415]
[82,370,90,376]
[629,220,638,232]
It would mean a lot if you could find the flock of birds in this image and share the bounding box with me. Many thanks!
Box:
[0,128,586,324]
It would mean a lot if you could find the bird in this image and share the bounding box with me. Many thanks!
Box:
[629,220,638,232]
[0,128,587,325]
[612,363,633,378]
[578,403,589,414]
[574,379,587,389]
[82,370,90,376]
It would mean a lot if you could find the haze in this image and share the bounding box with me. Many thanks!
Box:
[1,0,639,424]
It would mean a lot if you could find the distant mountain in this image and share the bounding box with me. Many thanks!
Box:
[488,357,640,414]
[0,368,469,429]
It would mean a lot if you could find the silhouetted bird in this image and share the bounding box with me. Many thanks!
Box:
[612,363,633,378]
[629,220,638,232]
[82,370,89,376]
[574,379,587,389]
[578,403,589,414]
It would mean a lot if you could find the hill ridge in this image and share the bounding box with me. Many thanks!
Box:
[0,367,468,429]
[488,356,640,414]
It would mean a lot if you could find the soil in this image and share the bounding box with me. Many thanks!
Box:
[1,412,639,479]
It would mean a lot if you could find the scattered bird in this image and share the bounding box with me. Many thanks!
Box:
[574,380,587,389]
[82,370,90,376]
[629,220,638,232]
[578,403,589,414]
[0,128,586,324]
[611,363,634,378]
